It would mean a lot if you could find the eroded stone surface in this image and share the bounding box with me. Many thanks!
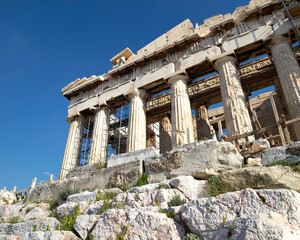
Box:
[145,140,243,182]
[91,208,186,240]
[180,188,300,240]
[0,190,17,205]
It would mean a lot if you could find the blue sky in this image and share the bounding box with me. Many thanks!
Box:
[0,0,252,190]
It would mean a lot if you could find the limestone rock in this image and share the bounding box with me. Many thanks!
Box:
[66,190,98,204]
[219,166,300,192]
[74,215,100,239]
[261,141,300,165]
[180,188,300,240]
[112,188,187,209]
[0,217,60,237]
[252,138,271,153]
[84,201,104,215]
[56,201,88,219]
[0,204,24,222]
[0,190,17,205]
[107,147,159,168]
[20,205,51,222]
[169,176,208,200]
[27,160,142,202]
[246,157,262,166]
[0,235,20,240]
[23,230,78,240]
[91,208,186,239]
[145,140,243,182]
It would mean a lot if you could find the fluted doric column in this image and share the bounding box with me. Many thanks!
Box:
[159,115,172,153]
[196,104,215,140]
[168,75,194,148]
[126,88,148,152]
[270,35,300,140]
[214,56,254,142]
[88,106,109,165]
[59,116,84,179]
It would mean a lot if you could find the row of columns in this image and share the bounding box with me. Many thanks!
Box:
[60,34,300,179]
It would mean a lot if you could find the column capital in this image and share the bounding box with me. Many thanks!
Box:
[270,35,291,46]
[66,113,83,123]
[214,55,237,70]
[167,74,189,85]
[89,103,109,113]
[127,88,149,100]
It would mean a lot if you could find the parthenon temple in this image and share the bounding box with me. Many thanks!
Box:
[59,0,300,179]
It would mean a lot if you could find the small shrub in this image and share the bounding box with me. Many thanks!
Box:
[159,183,170,189]
[94,162,106,170]
[183,233,201,240]
[7,216,20,224]
[58,188,79,201]
[159,208,175,218]
[121,182,132,192]
[26,206,34,214]
[206,175,233,197]
[154,197,161,208]
[49,199,58,211]
[32,225,37,232]
[98,192,124,215]
[267,159,300,172]
[222,216,227,226]
[55,224,60,230]
[114,224,130,240]
[136,173,148,187]
[167,195,187,207]
[88,233,95,240]
[60,204,81,232]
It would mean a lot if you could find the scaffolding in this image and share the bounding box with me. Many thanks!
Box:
[282,0,300,43]
[79,116,94,166]
[107,105,129,158]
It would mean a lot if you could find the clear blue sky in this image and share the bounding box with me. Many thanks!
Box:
[0,0,251,190]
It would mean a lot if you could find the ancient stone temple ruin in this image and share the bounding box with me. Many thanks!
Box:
[59,0,300,179]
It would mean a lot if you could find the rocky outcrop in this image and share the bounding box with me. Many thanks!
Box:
[3,171,300,239]
[27,159,142,202]
[0,190,17,205]
[261,142,300,165]
[0,217,60,236]
[145,140,243,182]
[91,208,185,240]
[219,165,300,192]
[180,188,300,239]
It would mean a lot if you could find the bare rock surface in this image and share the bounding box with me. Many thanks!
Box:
[56,201,89,219]
[0,217,60,237]
[91,208,186,240]
[220,165,300,192]
[74,214,100,239]
[23,230,78,240]
[145,140,243,182]
[112,188,187,209]
[169,176,208,200]
[261,141,300,165]
[0,190,17,205]
[180,188,300,240]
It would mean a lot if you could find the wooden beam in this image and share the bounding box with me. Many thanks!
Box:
[270,95,286,146]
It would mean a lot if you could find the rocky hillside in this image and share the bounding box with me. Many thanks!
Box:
[1,171,300,239]
[1,141,300,239]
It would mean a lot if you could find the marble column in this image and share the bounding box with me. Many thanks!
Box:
[88,106,109,165]
[214,56,254,142]
[168,75,194,148]
[126,88,148,152]
[59,116,84,179]
[196,104,214,140]
[270,35,300,140]
[160,115,172,153]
